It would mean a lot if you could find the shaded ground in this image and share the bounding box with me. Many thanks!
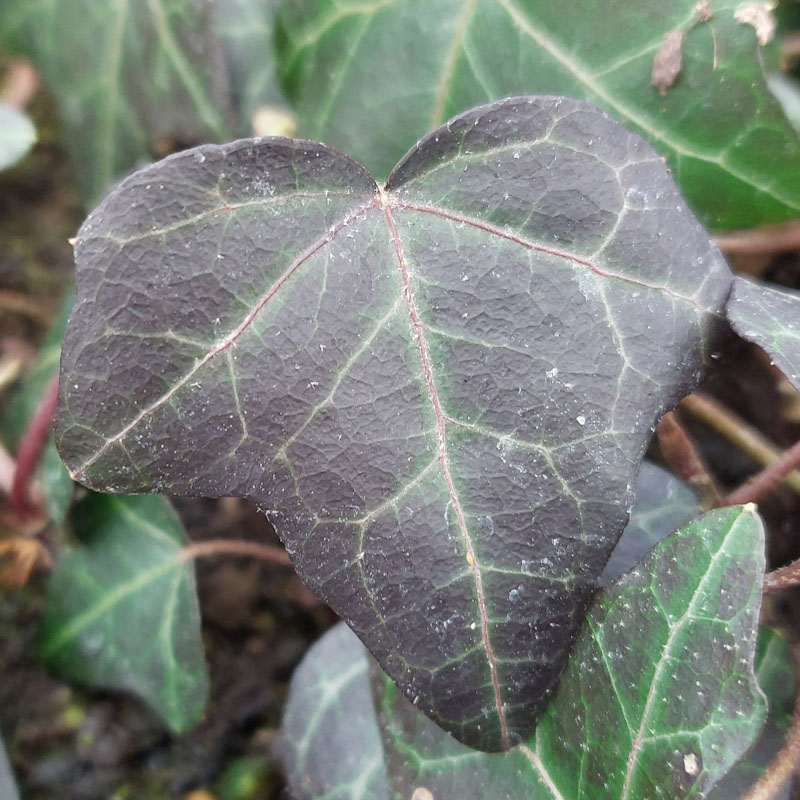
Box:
[1,499,335,800]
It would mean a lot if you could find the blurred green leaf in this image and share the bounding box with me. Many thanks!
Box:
[282,624,388,800]
[768,73,800,132]
[217,755,270,800]
[278,0,800,230]
[709,626,795,799]
[283,506,767,799]
[1,0,284,204]
[2,0,229,204]
[727,277,800,392]
[0,102,35,171]
[755,627,796,729]
[1,292,74,525]
[601,461,701,585]
[212,0,287,126]
[0,733,19,800]
[39,493,208,733]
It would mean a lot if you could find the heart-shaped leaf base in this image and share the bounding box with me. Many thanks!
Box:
[57,96,732,750]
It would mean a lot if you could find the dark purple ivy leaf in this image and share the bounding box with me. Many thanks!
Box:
[726,276,800,392]
[56,96,732,752]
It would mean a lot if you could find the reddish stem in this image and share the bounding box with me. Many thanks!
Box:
[9,376,59,516]
[181,538,292,567]
[764,558,800,595]
[657,411,721,506]
[722,437,800,507]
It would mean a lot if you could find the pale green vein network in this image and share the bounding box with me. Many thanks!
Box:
[493,0,798,211]
[283,0,800,225]
[41,557,180,656]
[312,9,378,134]
[99,0,129,194]
[618,507,760,798]
[146,0,227,138]
[429,0,478,128]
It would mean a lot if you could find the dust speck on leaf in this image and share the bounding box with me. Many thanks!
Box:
[411,789,435,800]
[651,30,684,95]
[734,2,777,46]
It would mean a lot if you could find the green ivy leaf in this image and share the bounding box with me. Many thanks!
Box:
[0,102,35,172]
[727,277,800,392]
[0,733,20,800]
[281,623,389,800]
[709,626,796,798]
[1,0,232,204]
[283,505,766,799]
[39,493,208,733]
[212,0,287,126]
[277,0,800,230]
[0,292,74,525]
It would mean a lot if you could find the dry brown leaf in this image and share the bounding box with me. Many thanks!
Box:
[734,2,777,46]
[652,30,685,94]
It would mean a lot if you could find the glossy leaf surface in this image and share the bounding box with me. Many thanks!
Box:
[277,0,800,230]
[0,102,35,172]
[727,277,800,391]
[57,96,732,750]
[39,494,208,733]
[709,626,795,799]
[283,506,766,799]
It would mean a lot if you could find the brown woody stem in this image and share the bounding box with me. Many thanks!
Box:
[680,393,800,496]
[724,438,800,507]
[714,219,800,257]
[181,538,292,567]
[764,558,800,595]
[657,410,721,506]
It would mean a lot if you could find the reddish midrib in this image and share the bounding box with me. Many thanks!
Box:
[380,189,510,750]
[393,198,713,313]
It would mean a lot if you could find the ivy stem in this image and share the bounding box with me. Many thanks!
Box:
[764,558,800,595]
[680,393,800,495]
[180,538,292,567]
[9,376,59,516]
[742,643,800,800]
[656,411,721,507]
[724,438,800,508]
[714,219,800,257]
